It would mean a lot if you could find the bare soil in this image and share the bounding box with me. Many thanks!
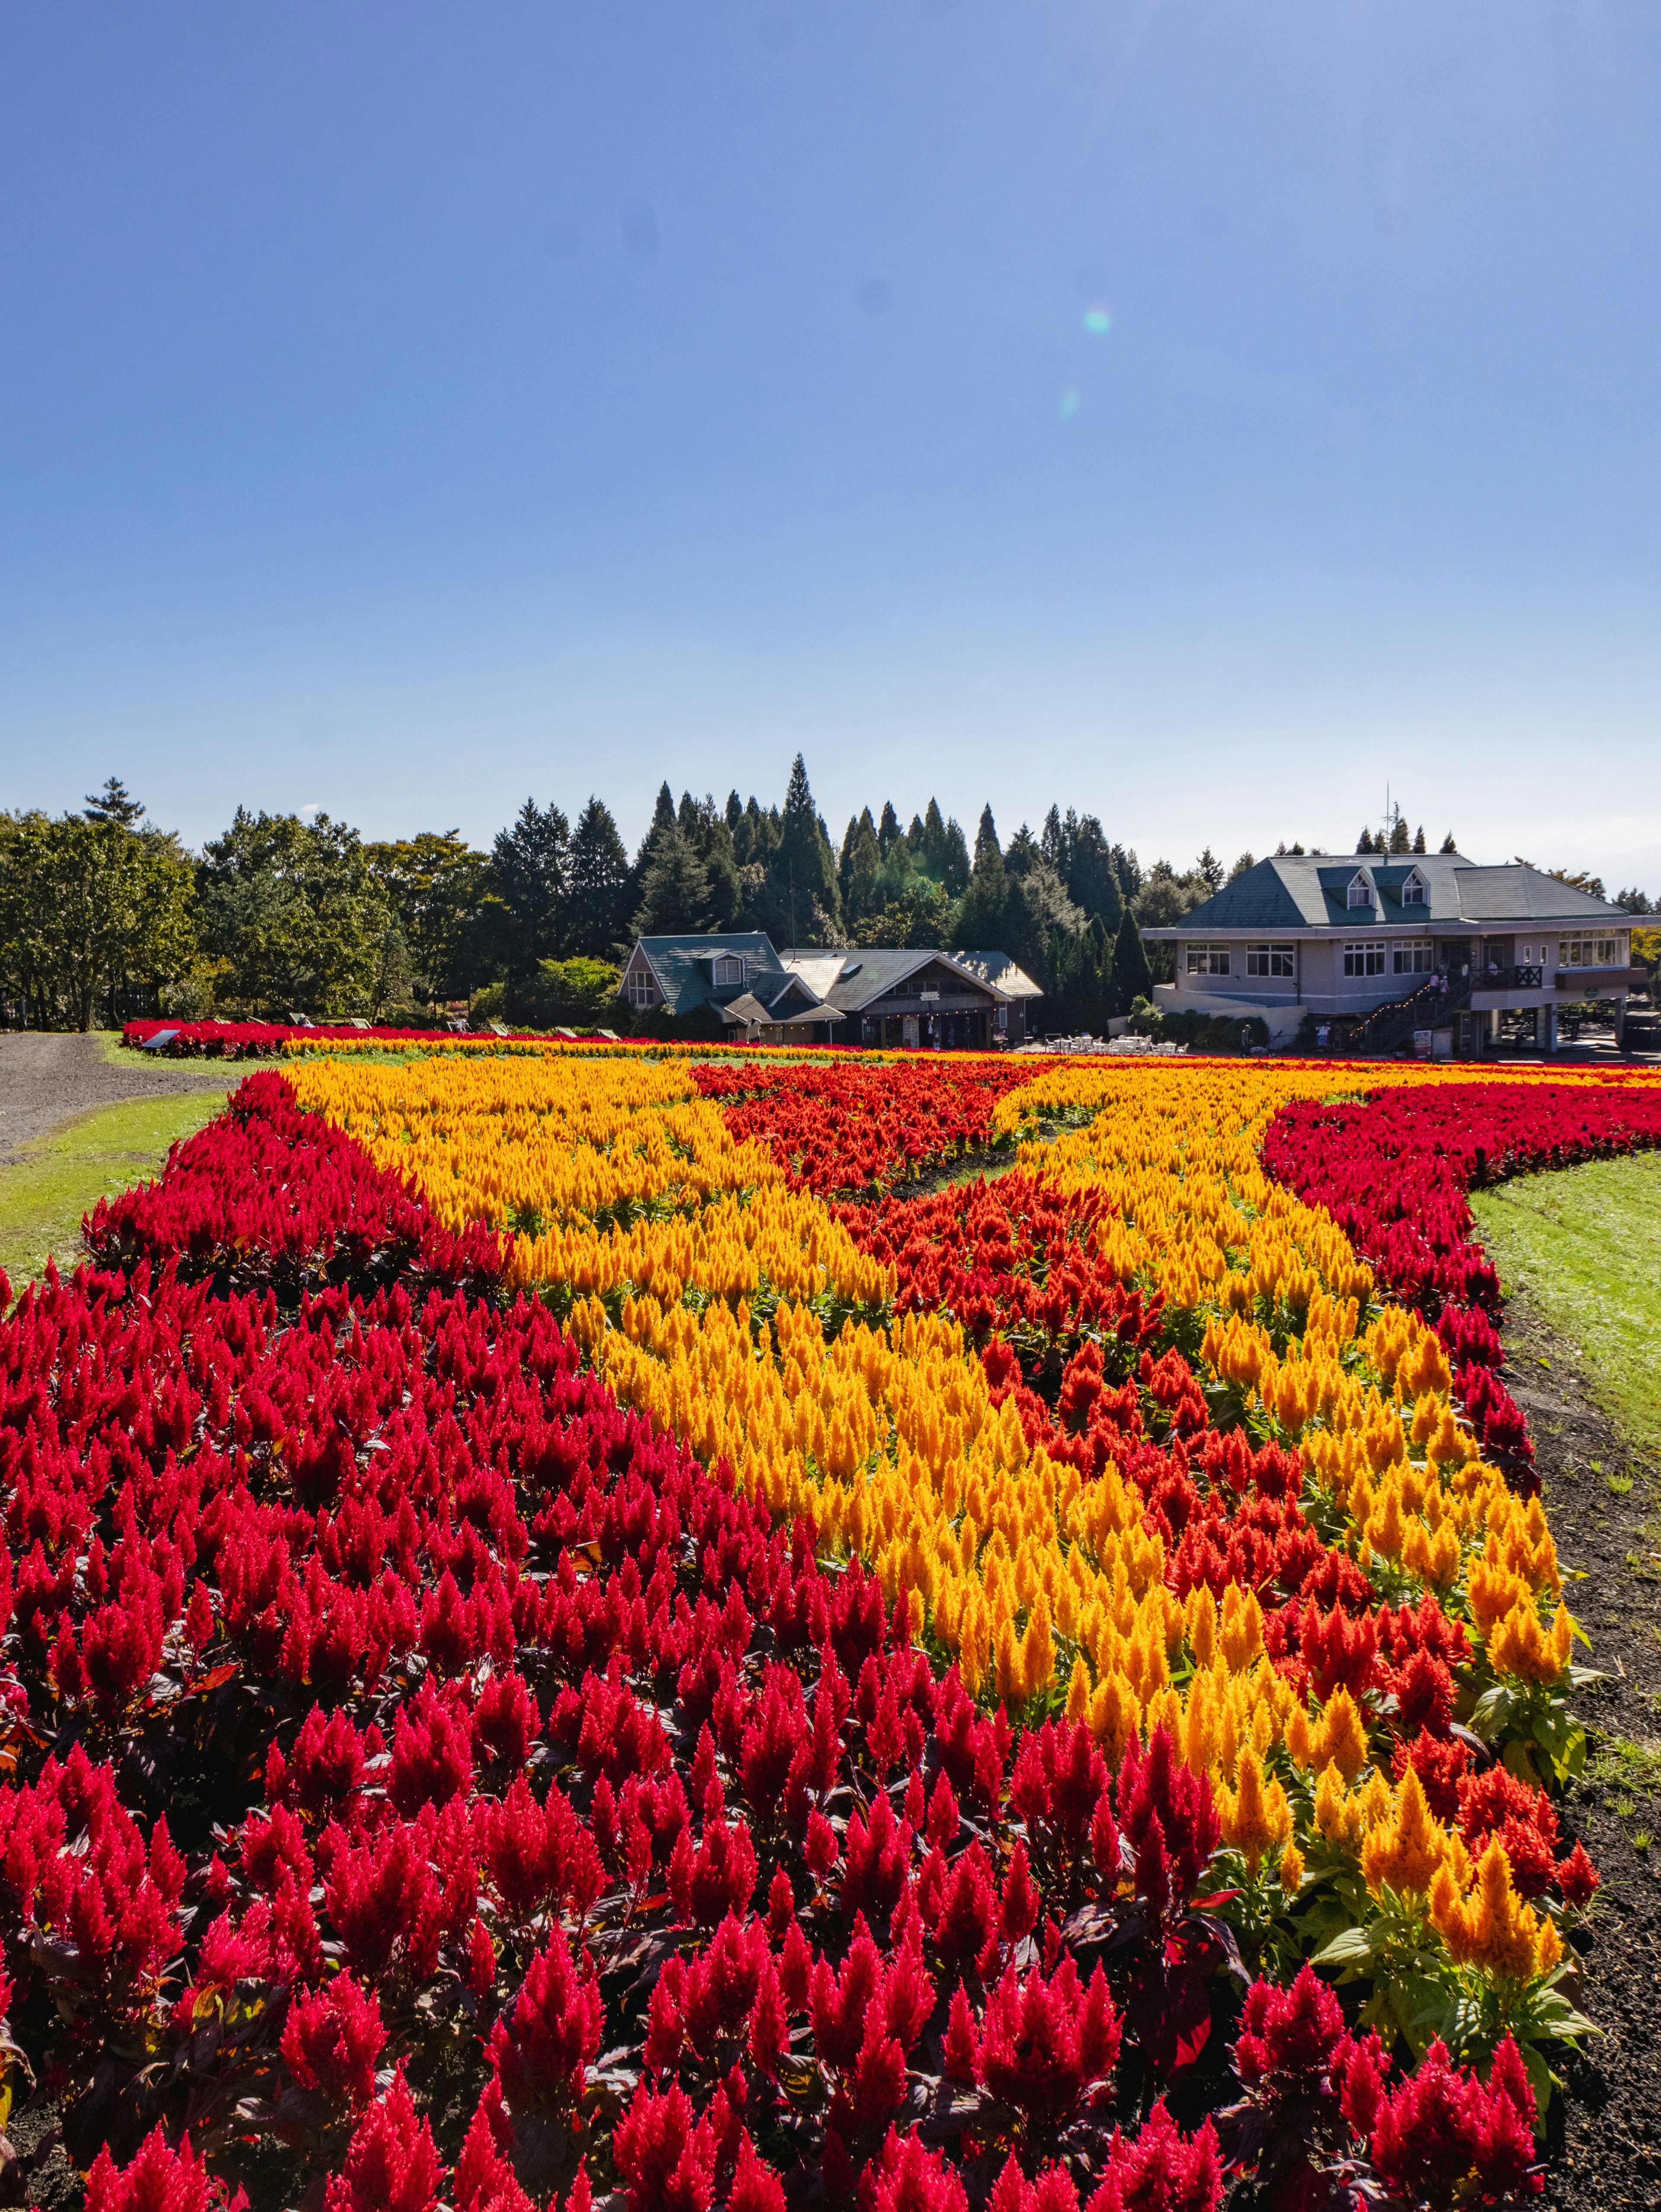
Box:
[1497,1290,1661,2208]
[0,1033,234,1167]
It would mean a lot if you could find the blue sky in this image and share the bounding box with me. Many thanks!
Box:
[3,1,1658,889]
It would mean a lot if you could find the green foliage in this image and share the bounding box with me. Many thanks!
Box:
[364,830,489,1004]
[513,956,623,1028]
[852,886,955,950]
[1113,906,1153,1012]
[566,798,632,954]
[484,798,571,979]
[0,812,197,1029]
[196,809,395,1020]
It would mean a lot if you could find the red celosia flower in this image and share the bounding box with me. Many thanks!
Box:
[83,2126,221,2212]
[323,2069,442,2212]
[1084,2100,1222,2212]
[976,1957,1120,2126]
[281,1973,386,2107]
[489,1927,604,2112]
[614,2079,717,2212]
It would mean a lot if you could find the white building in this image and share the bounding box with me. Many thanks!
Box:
[1141,852,1640,1052]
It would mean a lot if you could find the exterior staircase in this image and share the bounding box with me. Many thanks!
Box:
[1334,971,1473,1057]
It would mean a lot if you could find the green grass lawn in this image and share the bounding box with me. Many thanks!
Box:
[0,1088,231,1292]
[1470,1149,1661,1458]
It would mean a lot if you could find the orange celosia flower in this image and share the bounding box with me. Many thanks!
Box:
[1431,1834,1559,1982]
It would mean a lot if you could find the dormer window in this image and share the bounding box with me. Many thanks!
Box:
[1401,870,1427,906]
[709,954,747,988]
[1347,872,1373,909]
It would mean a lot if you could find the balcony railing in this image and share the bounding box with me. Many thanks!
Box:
[1472,964,1545,992]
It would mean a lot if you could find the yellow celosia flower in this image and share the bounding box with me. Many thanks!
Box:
[1360,1765,1455,1899]
[1286,1687,1370,1785]
[1216,1745,1292,1873]
[1487,1597,1575,1684]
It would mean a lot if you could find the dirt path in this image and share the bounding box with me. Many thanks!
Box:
[1497,1288,1661,2208]
[0,1032,236,1166]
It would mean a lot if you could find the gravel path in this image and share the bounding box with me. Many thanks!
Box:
[0,1032,236,1166]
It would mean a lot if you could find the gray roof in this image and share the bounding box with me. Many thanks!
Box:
[633,933,787,1015]
[720,989,843,1030]
[781,946,1013,1012]
[1142,854,1630,938]
[951,950,1044,1000]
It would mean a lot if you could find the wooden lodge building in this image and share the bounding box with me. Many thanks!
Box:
[619,933,1042,1047]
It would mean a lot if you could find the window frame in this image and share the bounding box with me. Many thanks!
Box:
[1400,871,1427,906]
[1244,944,1296,978]
[627,966,656,1008]
[1343,939,1388,979]
[1347,872,1374,910]
[1392,942,1434,976]
[1183,943,1231,977]
[1558,935,1622,970]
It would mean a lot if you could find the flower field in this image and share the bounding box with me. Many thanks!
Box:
[4,1048,1660,2211]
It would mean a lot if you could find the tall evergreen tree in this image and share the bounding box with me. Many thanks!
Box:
[1107,843,1142,904]
[955,807,1010,951]
[1113,906,1153,1012]
[83,777,146,827]
[1412,825,1427,854]
[940,816,972,896]
[1440,831,1457,853]
[566,798,632,954]
[772,753,841,938]
[877,801,901,856]
[1197,847,1224,893]
[839,809,880,923]
[1065,816,1123,930]
[1388,815,1412,854]
[487,798,571,974]
[634,823,711,936]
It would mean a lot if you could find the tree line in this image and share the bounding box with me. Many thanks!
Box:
[6,765,1642,1033]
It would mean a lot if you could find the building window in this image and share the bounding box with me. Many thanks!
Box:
[1343,941,1387,978]
[1244,944,1295,978]
[996,1003,1007,1032]
[710,954,746,987]
[1347,874,1373,909]
[1558,936,1620,969]
[627,967,655,1008]
[1184,944,1231,976]
[1401,873,1427,906]
[1392,943,1433,976]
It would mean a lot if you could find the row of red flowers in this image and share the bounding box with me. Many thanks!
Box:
[690,1063,1039,1197]
[0,1076,1564,2210]
[1260,1079,1661,1473]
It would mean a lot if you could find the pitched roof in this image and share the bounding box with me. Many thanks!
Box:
[721,986,843,1030]
[780,947,1011,1012]
[1141,854,1630,936]
[632,933,786,1015]
[950,950,1044,999]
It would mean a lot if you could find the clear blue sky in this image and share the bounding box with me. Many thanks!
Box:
[3,2,1658,891]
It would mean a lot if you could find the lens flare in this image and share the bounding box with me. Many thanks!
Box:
[1058,388,1081,419]
[1083,304,1112,335]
